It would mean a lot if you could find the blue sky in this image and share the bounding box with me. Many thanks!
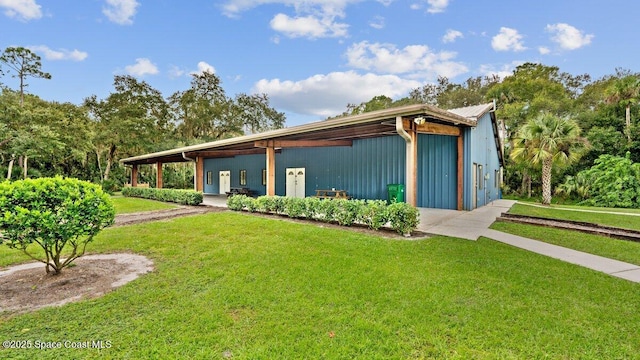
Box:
[0,0,637,126]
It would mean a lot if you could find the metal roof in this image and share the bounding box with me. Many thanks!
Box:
[121,103,475,165]
[448,102,495,120]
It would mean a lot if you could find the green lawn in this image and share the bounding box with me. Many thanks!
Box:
[110,195,177,214]
[491,221,640,266]
[1,212,640,358]
[509,203,640,231]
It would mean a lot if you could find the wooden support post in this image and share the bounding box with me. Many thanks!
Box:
[131,165,138,187]
[266,147,276,196]
[156,162,163,189]
[457,134,464,211]
[195,157,204,192]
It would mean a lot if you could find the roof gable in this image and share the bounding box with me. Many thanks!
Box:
[447,103,495,120]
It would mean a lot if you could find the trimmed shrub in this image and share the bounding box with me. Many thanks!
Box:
[0,177,115,274]
[284,197,306,218]
[360,200,389,230]
[334,199,365,226]
[227,194,246,211]
[242,196,258,212]
[304,197,322,220]
[254,196,272,213]
[317,198,339,223]
[387,202,420,235]
[226,195,420,235]
[122,187,203,206]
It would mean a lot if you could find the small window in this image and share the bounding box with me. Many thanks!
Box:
[495,169,500,188]
[478,165,484,190]
[240,170,247,186]
[206,171,212,185]
[262,169,267,186]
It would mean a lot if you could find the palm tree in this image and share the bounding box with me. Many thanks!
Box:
[511,113,587,205]
[605,75,640,142]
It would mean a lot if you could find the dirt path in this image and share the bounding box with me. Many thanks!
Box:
[113,206,224,227]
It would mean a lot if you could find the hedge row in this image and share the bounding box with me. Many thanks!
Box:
[227,195,420,235]
[122,187,203,206]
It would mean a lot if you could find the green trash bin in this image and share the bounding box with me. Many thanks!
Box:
[387,184,405,203]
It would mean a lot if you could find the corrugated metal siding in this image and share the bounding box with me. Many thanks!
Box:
[417,134,458,209]
[276,135,406,199]
[204,154,266,195]
[464,112,501,209]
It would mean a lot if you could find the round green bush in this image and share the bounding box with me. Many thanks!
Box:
[0,177,115,274]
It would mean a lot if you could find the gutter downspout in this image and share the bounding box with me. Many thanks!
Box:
[396,116,416,206]
[182,152,197,190]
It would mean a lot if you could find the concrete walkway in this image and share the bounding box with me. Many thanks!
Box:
[419,200,516,240]
[202,195,229,208]
[419,199,640,283]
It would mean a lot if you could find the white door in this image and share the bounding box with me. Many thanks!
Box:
[285,168,305,198]
[219,171,230,194]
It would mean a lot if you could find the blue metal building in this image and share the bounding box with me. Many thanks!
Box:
[123,103,504,210]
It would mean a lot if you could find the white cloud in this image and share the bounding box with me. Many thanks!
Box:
[253,71,422,117]
[222,0,354,38]
[345,41,468,79]
[168,65,186,79]
[221,0,355,18]
[538,46,550,55]
[479,61,524,80]
[376,0,394,5]
[369,15,385,29]
[28,45,88,61]
[103,0,139,25]
[0,0,42,21]
[442,29,463,43]
[426,0,449,13]
[270,13,348,38]
[491,27,526,52]
[191,61,216,75]
[546,23,593,50]
[125,58,158,77]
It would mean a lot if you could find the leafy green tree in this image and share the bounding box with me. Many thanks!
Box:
[233,93,285,134]
[0,177,115,274]
[487,63,590,196]
[0,47,51,105]
[170,72,284,141]
[487,63,587,135]
[0,90,71,179]
[85,75,169,181]
[575,153,640,208]
[346,95,394,115]
[605,74,640,142]
[169,71,228,141]
[407,75,501,109]
[511,114,587,205]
